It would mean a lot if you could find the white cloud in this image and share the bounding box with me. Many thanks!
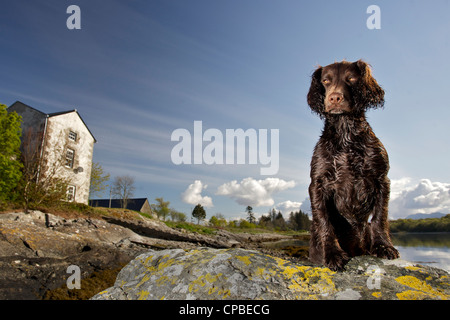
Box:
[181,180,214,208]
[389,178,450,219]
[216,177,296,207]
[293,178,450,220]
[390,177,415,201]
[276,200,303,214]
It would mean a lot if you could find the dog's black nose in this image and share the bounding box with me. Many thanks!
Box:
[328,92,344,104]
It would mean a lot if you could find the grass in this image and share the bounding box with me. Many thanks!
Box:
[164,220,216,235]
[164,220,309,237]
[0,200,154,222]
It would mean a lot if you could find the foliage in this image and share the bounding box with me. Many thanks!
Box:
[390,214,450,233]
[192,203,206,224]
[169,209,187,222]
[288,210,312,231]
[89,162,110,199]
[209,214,227,227]
[151,197,171,221]
[150,197,186,222]
[227,220,238,228]
[246,206,256,224]
[0,104,22,203]
[258,208,289,231]
[238,219,257,229]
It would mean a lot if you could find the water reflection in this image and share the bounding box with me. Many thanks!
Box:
[394,246,450,272]
[391,233,450,272]
[391,232,450,248]
[264,233,450,272]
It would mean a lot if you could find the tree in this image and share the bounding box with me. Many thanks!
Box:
[245,206,256,224]
[271,208,277,222]
[169,209,187,222]
[288,210,312,231]
[273,211,287,230]
[151,197,171,221]
[258,214,272,228]
[192,204,206,224]
[111,175,135,208]
[238,219,256,229]
[89,162,110,201]
[0,104,22,203]
[209,214,227,227]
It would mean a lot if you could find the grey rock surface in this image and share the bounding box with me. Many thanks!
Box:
[92,247,450,300]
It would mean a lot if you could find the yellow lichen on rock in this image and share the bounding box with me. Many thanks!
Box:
[189,273,223,293]
[136,274,151,288]
[156,275,177,286]
[395,275,448,300]
[137,290,149,300]
[236,255,252,266]
[404,266,421,272]
[271,255,336,298]
[372,292,382,298]
[157,256,176,270]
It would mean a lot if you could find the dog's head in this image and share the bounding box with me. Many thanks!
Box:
[307,60,385,118]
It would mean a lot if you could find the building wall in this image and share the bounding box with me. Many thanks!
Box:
[44,112,95,204]
[7,102,47,154]
[9,102,95,205]
[140,199,154,216]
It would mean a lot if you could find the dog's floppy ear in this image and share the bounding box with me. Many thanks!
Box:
[307,66,325,117]
[355,60,385,110]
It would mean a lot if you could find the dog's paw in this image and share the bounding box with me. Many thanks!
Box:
[324,249,350,271]
[372,243,399,260]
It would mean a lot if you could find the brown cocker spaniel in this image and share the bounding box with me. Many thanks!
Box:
[307,60,399,271]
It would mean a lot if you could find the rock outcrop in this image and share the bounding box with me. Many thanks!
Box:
[0,211,289,299]
[92,247,450,300]
[3,210,449,300]
[0,211,147,299]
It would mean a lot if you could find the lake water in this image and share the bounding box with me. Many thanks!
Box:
[391,233,450,272]
[265,233,450,273]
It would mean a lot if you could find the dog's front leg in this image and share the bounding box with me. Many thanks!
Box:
[309,183,349,271]
[370,177,399,259]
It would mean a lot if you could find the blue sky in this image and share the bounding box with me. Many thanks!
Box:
[1,0,450,220]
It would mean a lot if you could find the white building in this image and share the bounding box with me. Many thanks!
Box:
[8,101,96,204]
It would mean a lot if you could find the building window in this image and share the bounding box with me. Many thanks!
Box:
[65,148,75,168]
[67,185,76,202]
[68,131,77,142]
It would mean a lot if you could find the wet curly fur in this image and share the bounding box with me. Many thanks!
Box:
[306,60,399,271]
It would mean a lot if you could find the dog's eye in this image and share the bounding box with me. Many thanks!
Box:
[347,76,357,82]
[322,79,330,84]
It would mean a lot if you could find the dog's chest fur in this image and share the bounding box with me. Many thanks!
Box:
[312,116,386,220]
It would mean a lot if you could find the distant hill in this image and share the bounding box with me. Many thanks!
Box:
[405,212,446,220]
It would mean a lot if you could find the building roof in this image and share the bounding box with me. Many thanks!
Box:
[90,198,150,212]
[9,101,97,143]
